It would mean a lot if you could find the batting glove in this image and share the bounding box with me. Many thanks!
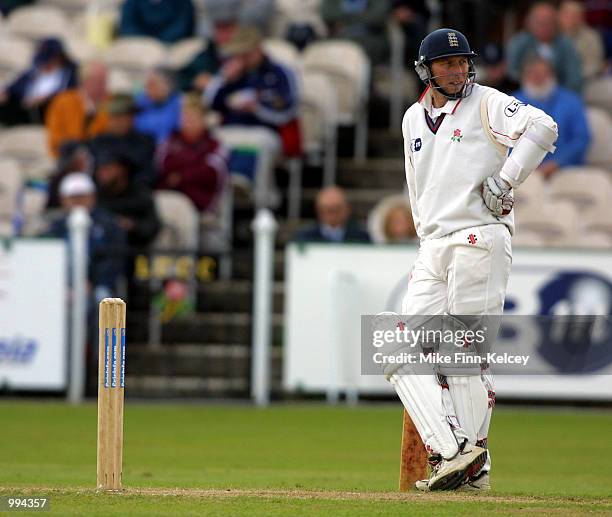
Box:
[482,174,514,216]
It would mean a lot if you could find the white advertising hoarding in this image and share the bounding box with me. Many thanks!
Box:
[284,243,612,400]
[0,239,67,391]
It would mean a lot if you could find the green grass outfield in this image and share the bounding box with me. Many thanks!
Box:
[1,402,611,516]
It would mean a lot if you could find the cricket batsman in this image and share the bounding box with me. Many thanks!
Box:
[385,28,558,491]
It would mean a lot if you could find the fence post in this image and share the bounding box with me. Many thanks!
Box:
[251,209,278,406]
[67,207,91,404]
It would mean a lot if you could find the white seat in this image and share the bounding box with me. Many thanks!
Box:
[64,34,100,63]
[511,230,546,248]
[581,206,612,238]
[300,71,338,185]
[167,38,207,70]
[514,201,579,244]
[105,37,167,82]
[549,168,612,213]
[21,187,49,236]
[585,76,612,116]
[0,159,23,237]
[0,126,54,181]
[270,0,327,39]
[108,68,135,93]
[0,37,34,73]
[6,6,70,40]
[263,39,302,72]
[153,190,199,250]
[303,40,370,161]
[586,108,612,169]
[513,170,546,208]
[574,232,612,249]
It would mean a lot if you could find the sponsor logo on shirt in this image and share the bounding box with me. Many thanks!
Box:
[411,138,422,152]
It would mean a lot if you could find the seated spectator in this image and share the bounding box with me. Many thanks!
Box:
[368,194,417,243]
[203,25,299,139]
[507,2,582,93]
[90,93,157,186]
[0,38,77,126]
[134,68,182,144]
[45,61,109,157]
[391,0,430,67]
[47,173,126,302]
[479,43,519,94]
[157,94,229,212]
[47,142,93,209]
[321,0,389,62]
[294,186,370,243]
[118,0,195,43]
[513,56,590,179]
[559,0,605,80]
[94,153,161,248]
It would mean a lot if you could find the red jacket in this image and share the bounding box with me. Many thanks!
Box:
[157,130,228,212]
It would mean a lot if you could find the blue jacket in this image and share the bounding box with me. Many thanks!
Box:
[514,86,591,168]
[507,32,582,93]
[204,56,299,130]
[134,92,182,144]
[119,0,194,43]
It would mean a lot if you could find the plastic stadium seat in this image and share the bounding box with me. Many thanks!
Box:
[153,190,200,251]
[581,206,612,239]
[0,37,34,74]
[585,76,612,117]
[514,201,579,244]
[512,230,546,247]
[108,68,135,94]
[263,39,302,72]
[303,40,370,161]
[64,35,99,63]
[549,168,612,214]
[21,187,49,236]
[513,170,545,208]
[586,108,612,170]
[105,37,167,81]
[6,6,70,40]
[167,38,207,70]
[270,0,327,39]
[574,232,612,249]
[300,71,338,185]
[0,159,23,237]
[0,126,54,181]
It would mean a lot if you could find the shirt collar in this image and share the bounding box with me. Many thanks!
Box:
[418,86,462,116]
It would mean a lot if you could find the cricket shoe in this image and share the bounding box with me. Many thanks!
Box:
[458,472,491,492]
[427,445,487,491]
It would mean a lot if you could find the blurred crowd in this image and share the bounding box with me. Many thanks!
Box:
[0,0,610,303]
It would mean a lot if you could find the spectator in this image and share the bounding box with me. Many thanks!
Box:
[0,38,77,126]
[0,0,34,16]
[118,0,195,43]
[94,154,161,248]
[368,194,417,243]
[46,142,93,209]
[391,0,430,67]
[203,26,299,135]
[134,68,182,144]
[45,61,109,157]
[559,0,605,80]
[513,56,590,179]
[157,94,229,212]
[479,43,520,94]
[507,2,582,93]
[294,186,370,243]
[48,173,126,302]
[90,93,157,186]
[321,0,389,62]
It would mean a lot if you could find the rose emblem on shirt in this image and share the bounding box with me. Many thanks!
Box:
[451,128,463,142]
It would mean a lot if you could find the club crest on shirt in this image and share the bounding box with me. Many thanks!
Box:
[450,128,463,142]
[504,100,525,117]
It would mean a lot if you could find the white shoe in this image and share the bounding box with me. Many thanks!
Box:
[458,472,491,491]
[428,445,487,491]
[414,478,429,491]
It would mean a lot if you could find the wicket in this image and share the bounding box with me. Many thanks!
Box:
[399,409,428,491]
[96,298,126,491]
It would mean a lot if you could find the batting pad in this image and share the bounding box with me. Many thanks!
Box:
[446,376,489,446]
[390,366,459,460]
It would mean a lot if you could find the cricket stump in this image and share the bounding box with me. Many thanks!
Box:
[96,298,126,491]
[399,409,428,491]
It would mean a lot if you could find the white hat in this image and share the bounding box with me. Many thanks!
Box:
[59,172,96,198]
